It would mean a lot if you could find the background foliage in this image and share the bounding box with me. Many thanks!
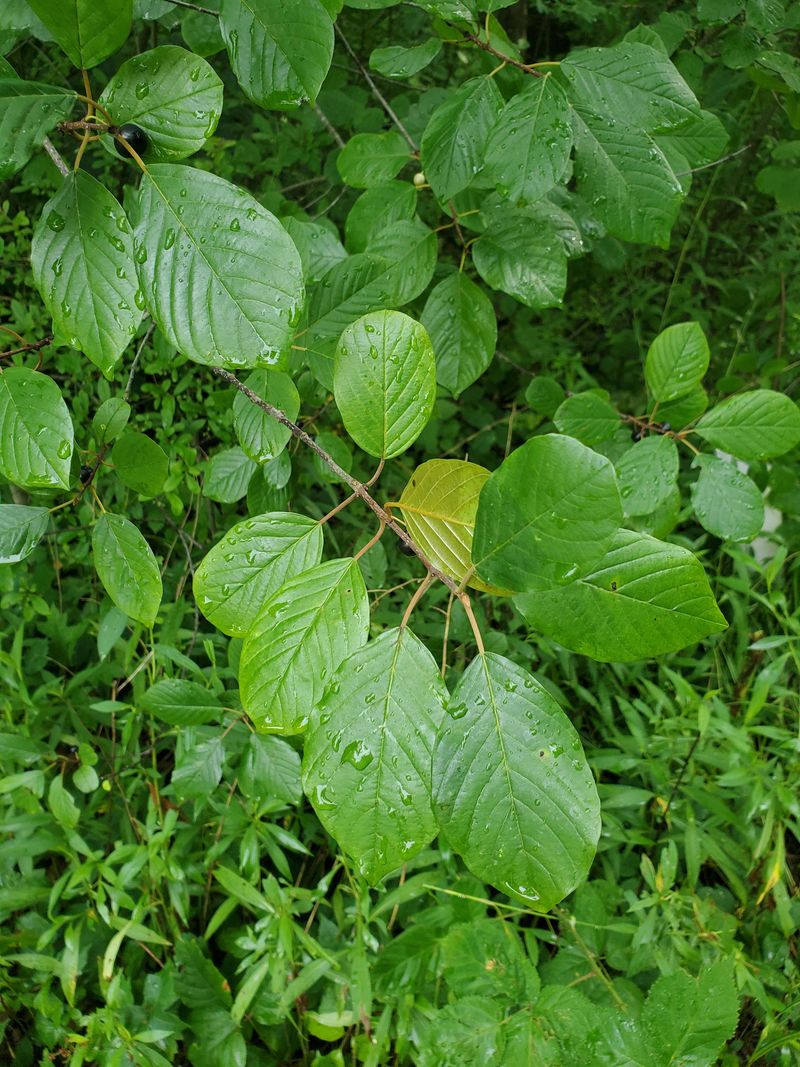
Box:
[0,0,799,1064]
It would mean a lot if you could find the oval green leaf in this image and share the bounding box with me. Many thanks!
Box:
[421,273,497,396]
[92,513,162,628]
[0,78,76,179]
[0,367,73,490]
[694,389,800,460]
[0,505,50,564]
[232,369,300,464]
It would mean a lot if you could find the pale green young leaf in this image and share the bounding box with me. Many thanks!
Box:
[203,447,256,503]
[99,46,222,161]
[25,0,132,68]
[110,431,169,497]
[554,392,619,445]
[694,389,800,460]
[615,434,679,515]
[239,734,301,804]
[0,79,76,179]
[485,76,572,204]
[369,38,442,78]
[421,77,503,201]
[691,455,764,542]
[334,310,436,458]
[0,505,50,565]
[0,367,73,491]
[421,272,496,396]
[472,434,622,591]
[194,512,323,637]
[232,369,300,464]
[220,0,334,110]
[133,165,303,370]
[239,559,369,734]
[303,627,447,882]
[434,653,601,909]
[645,321,710,403]
[337,132,411,188]
[92,513,162,628]
[141,679,223,726]
[395,459,507,594]
[514,528,727,661]
[473,208,567,309]
[92,398,130,444]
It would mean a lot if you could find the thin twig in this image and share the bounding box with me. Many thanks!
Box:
[212,367,462,596]
[334,25,419,152]
[0,334,53,360]
[165,0,219,14]
[400,573,434,628]
[459,31,543,77]
[313,103,345,148]
[42,136,70,177]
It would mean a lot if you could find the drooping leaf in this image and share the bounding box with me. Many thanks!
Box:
[554,392,620,445]
[0,505,50,564]
[141,679,223,726]
[694,389,800,460]
[337,131,411,188]
[394,459,506,594]
[472,434,623,591]
[514,528,727,661]
[571,106,683,248]
[239,559,369,734]
[369,38,442,78]
[434,653,601,909]
[220,0,334,110]
[0,78,75,179]
[92,513,162,627]
[232,369,300,464]
[615,434,679,515]
[645,321,710,403]
[485,76,573,204]
[110,431,169,496]
[690,454,764,542]
[193,512,323,637]
[303,626,447,882]
[99,46,222,161]
[203,447,256,503]
[31,172,143,377]
[421,77,503,201]
[133,164,304,369]
[421,272,497,396]
[334,310,436,458]
[25,0,132,68]
[0,367,73,491]
[304,221,437,389]
[473,206,568,309]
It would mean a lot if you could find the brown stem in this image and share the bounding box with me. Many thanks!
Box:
[212,367,463,595]
[43,136,70,177]
[0,334,53,360]
[400,573,434,628]
[459,30,543,77]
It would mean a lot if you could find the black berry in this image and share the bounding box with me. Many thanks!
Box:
[631,427,646,442]
[658,421,672,432]
[79,465,93,483]
[115,123,149,159]
[399,540,416,555]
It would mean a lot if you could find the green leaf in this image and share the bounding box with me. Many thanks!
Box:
[514,528,727,661]
[554,392,620,445]
[303,626,447,881]
[641,960,739,1066]
[141,679,222,726]
[421,272,496,396]
[171,737,224,801]
[92,398,131,444]
[485,76,572,204]
[0,78,76,179]
[655,109,729,168]
[420,998,505,1067]
[92,513,162,627]
[691,455,764,542]
[0,367,73,490]
[31,173,143,377]
[344,181,417,254]
[746,0,785,34]
[395,459,506,594]
[615,435,679,515]
[571,106,683,248]
[472,434,623,591]
[441,920,538,1001]
[334,310,436,458]
[25,0,132,68]
[110,431,168,496]
[49,777,80,830]
[657,386,708,429]
[0,505,50,564]
[239,733,301,804]
[473,206,567,308]
[369,38,442,78]
[562,42,701,133]
[99,46,222,162]
[283,218,346,283]
[133,164,304,369]
[694,389,800,460]
[305,221,437,389]
[194,512,323,637]
[645,322,710,403]
[526,376,565,417]
[203,447,256,503]
[232,369,300,464]
[434,653,601,909]
[239,558,369,734]
[220,0,334,110]
[421,77,503,201]
[337,131,411,188]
